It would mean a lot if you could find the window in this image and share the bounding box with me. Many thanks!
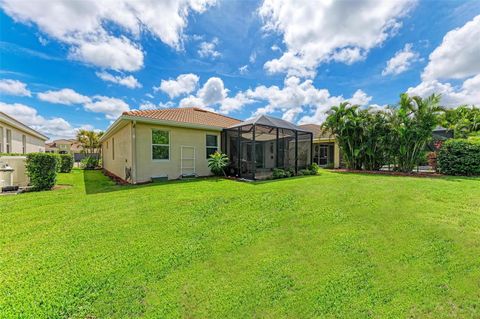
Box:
[152,129,169,160]
[0,126,3,153]
[206,134,218,158]
[112,138,115,160]
[6,129,11,153]
[22,135,26,154]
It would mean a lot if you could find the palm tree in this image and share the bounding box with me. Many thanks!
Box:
[322,102,364,169]
[390,93,441,172]
[76,129,104,155]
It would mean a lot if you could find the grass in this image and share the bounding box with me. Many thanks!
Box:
[1,169,480,318]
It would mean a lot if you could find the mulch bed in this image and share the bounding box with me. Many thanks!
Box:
[331,169,444,178]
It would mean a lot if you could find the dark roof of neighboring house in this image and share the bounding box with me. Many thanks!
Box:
[228,114,309,132]
[298,124,335,139]
[122,107,241,128]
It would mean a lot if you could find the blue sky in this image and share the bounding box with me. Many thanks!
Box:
[0,0,479,140]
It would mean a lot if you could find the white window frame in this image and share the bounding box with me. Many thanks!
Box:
[206,134,218,159]
[151,129,170,161]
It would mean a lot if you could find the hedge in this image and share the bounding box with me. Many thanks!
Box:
[59,154,74,173]
[25,153,58,191]
[437,139,480,176]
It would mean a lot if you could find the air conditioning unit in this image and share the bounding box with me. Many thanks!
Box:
[0,162,16,192]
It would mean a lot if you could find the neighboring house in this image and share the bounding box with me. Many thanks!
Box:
[299,124,341,168]
[45,139,86,161]
[100,107,314,183]
[0,111,48,154]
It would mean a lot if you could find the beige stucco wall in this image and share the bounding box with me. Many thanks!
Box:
[0,122,45,154]
[0,156,28,187]
[134,123,221,182]
[101,122,133,181]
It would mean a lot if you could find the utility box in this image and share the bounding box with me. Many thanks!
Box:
[0,156,28,188]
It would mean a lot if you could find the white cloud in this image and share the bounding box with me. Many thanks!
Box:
[382,43,420,76]
[84,96,130,119]
[198,38,221,59]
[0,0,216,71]
[0,79,31,96]
[271,44,281,52]
[332,47,366,65]
[96,71,142,89]
[240,76,371,123]
[139,101,175,110]
[220,92,254,114]
[259,0,415,77]
[239,65,249,74]
[155,73,199,98]
[249,51,257,64]
[197,77,228,105]
[37,88,91,105]
[173,75,372,122]
[69,36,144,72]
[407,15,480,108]
[0,102,81,140]
[423,15,480,80]
[176,77,254,113]
[407,74,480,107]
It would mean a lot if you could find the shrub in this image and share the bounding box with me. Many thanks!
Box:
[81,156,100,170]
[59,154,74,173]
[437,139,480,176]
[25,153,58,191]
[272,168,287,179]
[308,163,320,174]
[299,169,312,176]
[299,164,320,176]
[207,152,229,176]
[0,153,24,156]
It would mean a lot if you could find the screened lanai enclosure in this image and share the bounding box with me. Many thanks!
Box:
[221,115,313,180]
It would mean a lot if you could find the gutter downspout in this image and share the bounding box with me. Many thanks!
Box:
[132,120,137,184]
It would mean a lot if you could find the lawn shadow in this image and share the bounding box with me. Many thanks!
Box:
[83,170,228,195]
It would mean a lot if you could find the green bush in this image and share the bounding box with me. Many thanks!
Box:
[437,139,480,176]
[25,153,58,191]
[207,152,229,176]
[272,168,287,179]
[81,156,100,170]
[299,169,312,175]
[0,153,24,156]
[59,154,74,173]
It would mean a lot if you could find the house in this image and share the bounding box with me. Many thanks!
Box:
[45,139,89,163]
[99,107,241,183]
[45,139,83,154]
[0,111,48,154]
[299,124,341,168]
[100,107,314,183]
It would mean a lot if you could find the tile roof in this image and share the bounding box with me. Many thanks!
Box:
[298,124,335,139]
[123,107,241,128]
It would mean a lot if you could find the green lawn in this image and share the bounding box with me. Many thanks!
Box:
[1,170,480,318]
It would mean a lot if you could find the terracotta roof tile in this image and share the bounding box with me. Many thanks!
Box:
[299,124,335,139]
[123,107,241,128]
